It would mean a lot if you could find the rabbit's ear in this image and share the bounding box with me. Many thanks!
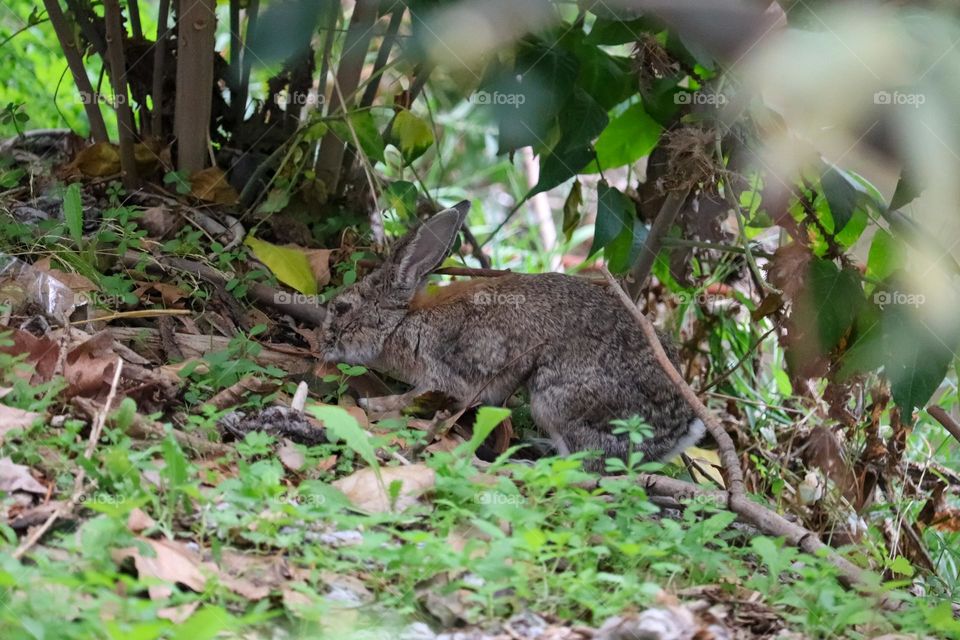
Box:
[393,201,469,290]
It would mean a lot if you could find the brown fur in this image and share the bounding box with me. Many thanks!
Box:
[320,204,703,471]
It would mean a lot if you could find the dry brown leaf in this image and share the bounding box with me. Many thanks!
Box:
[304,249,332,287]
[333,464,435,513]
[127,508,156,533]
[216,550,290,601]
[139,206,182,239]
[64,333,117,398]
[343,405,369,429]
[133,282,188,306]
[113,538,207,600]
[0,329,59,383]
[0,457,47,494]
[157,601,199,624]
[277,439,306,472]
[73,142,121,176]
[190,167,239,204]
[0,404,42,442]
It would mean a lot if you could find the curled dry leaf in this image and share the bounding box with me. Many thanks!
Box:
[0,457,47,494]
[332,464,436,514]
[112,537,207,600]
[190,167,239,205]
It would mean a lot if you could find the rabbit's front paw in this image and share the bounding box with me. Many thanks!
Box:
[359,393,416,413]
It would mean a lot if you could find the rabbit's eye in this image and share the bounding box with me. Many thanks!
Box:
[333,301,351,316]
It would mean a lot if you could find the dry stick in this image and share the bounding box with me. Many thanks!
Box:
[600,267,877,591]
[104,0,139,188]
[150,0,171,137]
[627,187,690,301]
[42,0,109,142]
[927,405,960,445]
[13,359,124,560]
[602,265,745,497]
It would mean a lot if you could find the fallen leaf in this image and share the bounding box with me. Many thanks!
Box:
[127,508,156,533]
[73,142,121,176]
[0,405,42,442]
[278,439,306,472]
[304,249,332,287]
[244,235,318,295]
[0,329,59,383]
[157,601,200,624]
[190,167,239,205]
[112,537,207,600]
[139,206,182,239]
[216,550,290,601]
[133,282,188,306]
[333,464,435,513]
[0,457,47,494]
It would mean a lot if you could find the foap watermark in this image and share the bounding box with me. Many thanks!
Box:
[471,91,526,108]
[874,290,925,309]
[674,90,727,107]
[273,92,324,110]
[874,91,925,108]
[676,291,729,306]
[75,291,129,307]
[472,291,525,307]
[476,491,526,506]
[274,291,322,305]
[78,91,126,107]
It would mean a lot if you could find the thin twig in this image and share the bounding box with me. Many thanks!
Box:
[627,187,690,300]
[927,405,960,445]
[602,265,746,496]
[13,359,124,560]
[701,324,778,392]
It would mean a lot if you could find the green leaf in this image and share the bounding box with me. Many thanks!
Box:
[606,218,648,274]
[562,180,583,241]
[529,145,594,197]
[808,258,863,351]
[557,89,609,151]
[866,229,904,282]
[820,167,861,233]
[589,102,662,172]
[244,235,318,295]
[308,404,380,472]
[890,165,922,210]
[350,111,386,163]
[882,305,956,414]
[63,182,83,244]
[889,555,915,577]
[384,180,418,219]
[589,183,634,257]
[457,407,511,458]
[585,17,653,45]
[569,36,634,109]
[390,110,434,162]
[172,606,234,640]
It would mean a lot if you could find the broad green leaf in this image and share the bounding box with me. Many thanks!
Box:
[606,218,648,273]
[569,36,634,109]
[384,180,418,219]
[890,165,922,210]
[866,229,904,282]
[244,235,318,295]
[562,180,583,241]
[64,182,83,243]
[390,110,434,162]
[308,404,379,472]
[457,406,511,458]
[882,305,956,414]
[585,17,652,45]
[589,183,634,257]
[589,102,662,172]
[834,208,868,248]
[889,555,915,577]
[172,606,234,640]
[557,89,609,151]
[820,167,861,233]
[329,112,385,163]
[808,258,863,351]
[529,145,594,197]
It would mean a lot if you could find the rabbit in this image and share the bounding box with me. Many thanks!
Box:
[320,201,705,471]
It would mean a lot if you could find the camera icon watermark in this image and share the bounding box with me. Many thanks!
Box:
[471,91,526,108]
[274,292,321,305]
[472,291,525,307]
[873,91,925,108]
[874,290,925,309]
[674,90,727,107]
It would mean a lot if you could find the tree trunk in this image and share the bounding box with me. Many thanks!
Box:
[174,0,217,172]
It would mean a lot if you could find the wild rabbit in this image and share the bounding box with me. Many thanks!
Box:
[320,201,705,470]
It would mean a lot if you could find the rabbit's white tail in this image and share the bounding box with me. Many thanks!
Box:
[662,418,707,461]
